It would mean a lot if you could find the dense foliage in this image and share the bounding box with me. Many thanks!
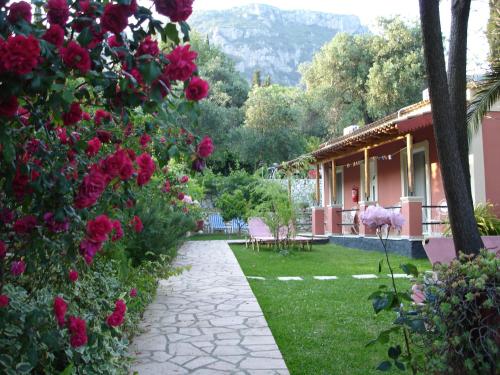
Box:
[0,0,212,372]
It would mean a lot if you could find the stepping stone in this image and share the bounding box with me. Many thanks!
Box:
[277,277,303,281]
[352,274,378,279]
[388,274,411,278]
[313,276,338,280]
[247,276,266,280]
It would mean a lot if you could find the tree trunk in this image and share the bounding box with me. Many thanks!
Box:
[448,0,473,205]
[419,0,483,255]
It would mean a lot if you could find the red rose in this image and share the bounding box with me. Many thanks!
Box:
[79,239,102,264]
[86,214,113,243]
[94,109,112,126]
[197,136,214,158]
[53,296,67,327]
[100,149,134,180]
[130,288,137,297]
[86,137,101,156]
[154,0,193,22]
[136,153,155,186]
[12,171,32,200]
[139,133,151,148]
[69,269,79,282]
[43,212,70,233]
[101,3,129,34]
[8,1,32,23]
[111,220,123,241]
[0,96,19,117]
[0,35,40,75]
[136,36,159,57]
[0,295,9,308]
[11,260,26,276]
[68,316,87,347]
[0,241,7,258]
[62,102,83,126]
[177,192,185,200]
[82,112,91,121]
[185,76,209,101]
[106,299,126,327]
[164,45,197,82]
[61,41,91,73]
[162,179,171,193]
[13,215,37,234]
[43,24,65,47]
[74,168,108,209]
[180,175,189,183]
[47,0,69,26]
[153,71,172,97]
[130,215,143,233]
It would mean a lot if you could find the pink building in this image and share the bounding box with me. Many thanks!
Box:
[309,92,500,257]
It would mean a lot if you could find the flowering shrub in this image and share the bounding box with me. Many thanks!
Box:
[0,0,212,372]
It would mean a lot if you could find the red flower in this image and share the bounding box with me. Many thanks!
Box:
[13,215,37,234]
[0,96,19,117]
[0,35,40,75]
[164,45,197,82]
[12,171,32,200]
[68,316,88,347]
[136,36,159,57]
[79,239,102,264]
[74,168,108,209]
[185,76,209,101]
[106,299,126,327]
[153,71,172,97]
[180,175,189,184]
[0,240,6,259]
[154,0,193,22]
[191,158,205,172]
[97,130,113,143]
[69,269,79,282]
[162,179,171,193]
[130,288,137,298]
[0,295,9,308]
[100,149,134,180]
[86,137,101,157]
[139,133,151,148]
[83,112,91,121]
[62,102,83,126]
[177,192,185,201]
[8,1,32,23]
[136,153,155,186]
[101,3,129,34]
[11,260,26,276]
[0,208,14,224]
[86,214,113,243]
[43,212,70,233]
[94,109,112,126]
[111,220,123,241]
[47,0,69,26]
[130,215,143,233]
[61,41,91,74]
[43,24,65,47]
[197,136,214,158]
[53,296,67,327]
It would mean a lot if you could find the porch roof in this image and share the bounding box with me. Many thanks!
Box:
[310,100,432,162]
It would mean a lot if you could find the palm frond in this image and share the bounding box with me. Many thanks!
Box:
[467,62,500,142]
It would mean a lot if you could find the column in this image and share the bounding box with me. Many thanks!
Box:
[401,196,423,238]
[326,204,342,235]
[312,207,325,235]
[406,134,414,195]
[315,164,320,206]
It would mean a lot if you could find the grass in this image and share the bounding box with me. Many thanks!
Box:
[230,243,431,375]
[188,232,247,241]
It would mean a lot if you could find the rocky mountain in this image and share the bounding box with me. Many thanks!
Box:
[189,4,369,86]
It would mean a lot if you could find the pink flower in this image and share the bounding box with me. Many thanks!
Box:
[164,45,197,82]
[69,269,79,282]
[360,206,391,230]
[0,96,19,117]
[86,214,113,243]
[11,260,26,276]
[130,215,143,233]
[185,76,209,101]
[0,295,9,308]
[197,136,214,158]
[0,35,40,75]
[101,3,129,34]
[62,102,83,126]
[154,0,193,22]
[86,137,102,157]
[390,211,405,231]
[0,240,7,259]
[8,1,32,23]
[68,316,87,347]
[47,0,69,26]
[61,41,91,74]
[136,36,159,57]
[53,296,67,327]
[13,215,37,234]
[129,288,137,297]
[111,220,123,241]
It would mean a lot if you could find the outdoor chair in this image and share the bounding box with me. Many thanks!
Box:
[208,213,226,233]
[247,217,311,251]
[230,218,248,234]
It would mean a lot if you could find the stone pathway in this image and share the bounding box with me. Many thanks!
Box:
[129,241,289,375]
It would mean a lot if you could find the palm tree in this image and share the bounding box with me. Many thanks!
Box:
[467,61,500,141]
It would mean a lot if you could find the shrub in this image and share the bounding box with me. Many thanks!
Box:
[216,189,248,223]
[444,202,500,236]
[422,251,499,374]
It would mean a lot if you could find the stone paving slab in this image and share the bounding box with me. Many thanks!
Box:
[129,241,289,375]
[352,274,378,279]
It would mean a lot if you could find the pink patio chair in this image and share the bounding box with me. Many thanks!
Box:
[247,217,274,251]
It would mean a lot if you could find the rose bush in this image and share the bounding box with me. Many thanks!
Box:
[0,0,212,372]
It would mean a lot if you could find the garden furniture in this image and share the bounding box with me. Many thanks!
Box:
[208,213,227,233]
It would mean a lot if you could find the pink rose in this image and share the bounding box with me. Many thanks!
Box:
[101,3,129,34]
[68,316,87,347]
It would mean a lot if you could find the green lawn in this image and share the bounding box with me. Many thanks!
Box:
[188,233,246,241]
[230,243,431,375]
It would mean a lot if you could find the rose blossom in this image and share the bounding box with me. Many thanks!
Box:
[162,180,171,193]
[139,133,151,148]
[7,1,31,23]
[79,239,102,264]
[74,168,108,209]
[61,41,91,74]
[179,175,189,183]
[106,299,126,327]
[111,220,123,241]
[69,269,79,282]
[130,288,137,297]
[130,215,143,233]
[43,212,70,233]
[136,153,155,186]
[191,158,205,172]
[86,137,102,157]
[185,76,209,101]
[136,36,159,57]
[0,240,6,259]
[62,102,83,126]
[197,136,214,158]
[86,214,113,243]
[68,316,87,347]
[164,45,197,82]
[101,3,129,34]
[0,35,40,75]
[94,109,112,126]
[53,296,67,327]
[177,192,185,201]
[100,149,134,181]
[13,215,37,234]
[0,96,19,117]
[0,295,9,308]
[11,260,26,276]
[47,0,69,26]
[154,0,193,22]
[43,24,65,47]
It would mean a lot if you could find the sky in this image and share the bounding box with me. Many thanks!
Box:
[192,0,491,74]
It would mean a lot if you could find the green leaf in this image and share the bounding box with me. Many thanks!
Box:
[406,318,426,333]
[365,326,400,347]
[395,361,406,371]
[77,27,93,47]
[165,23,180,44]
[400,263,418,277]
[378,258,384,273]
[16,362,33,374]
[372,294,394,313]
[2,140,15,164]
[59,363,74,375]
[376,361,392,371]
[139,61,161,84]
[388,345,401,360]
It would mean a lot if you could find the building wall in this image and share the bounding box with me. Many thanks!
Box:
[482,111,500,216]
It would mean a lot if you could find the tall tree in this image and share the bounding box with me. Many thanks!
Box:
[419,0,483,254]
[487,0,499,65]
[252,70,262,87]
